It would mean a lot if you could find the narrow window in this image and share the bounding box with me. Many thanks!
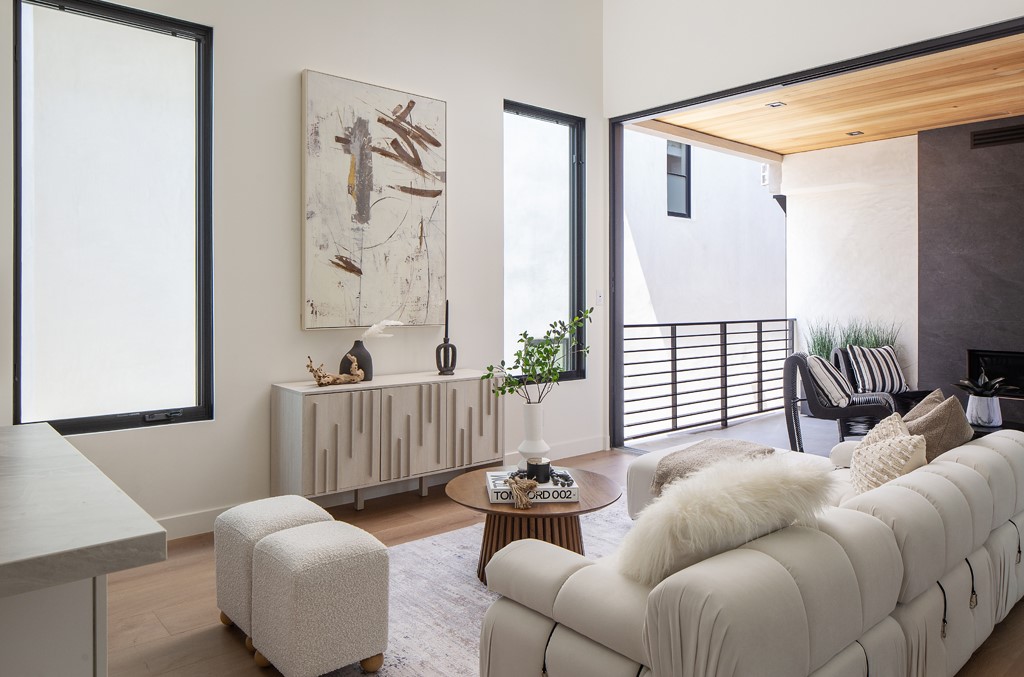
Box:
[502,101,586,380]
[667,140,691,218]
[14,0,214,434]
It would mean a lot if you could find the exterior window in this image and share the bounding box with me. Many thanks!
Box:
[502,100,586,380]
[667,140,691,218]
[14,0,214,435]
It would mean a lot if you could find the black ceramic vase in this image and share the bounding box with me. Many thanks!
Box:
[340,340,372,381]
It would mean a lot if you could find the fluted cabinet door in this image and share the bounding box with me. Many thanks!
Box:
[303,390,381,495]
[448,379,504,468]
[381,383,445,481]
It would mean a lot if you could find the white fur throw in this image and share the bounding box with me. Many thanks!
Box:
[617,454,835,586]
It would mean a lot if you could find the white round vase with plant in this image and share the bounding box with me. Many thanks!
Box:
[954,369,1019,428]
[482,309,592,468]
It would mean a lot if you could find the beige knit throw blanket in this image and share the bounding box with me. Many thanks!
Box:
[651,439,774,496]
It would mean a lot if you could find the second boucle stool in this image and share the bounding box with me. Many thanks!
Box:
[214,495,333,648]
[251,520,389,676]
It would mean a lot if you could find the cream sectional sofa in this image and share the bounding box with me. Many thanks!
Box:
[479,430,1024,677]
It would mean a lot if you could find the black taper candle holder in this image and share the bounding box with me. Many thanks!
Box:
[436,300,457,375]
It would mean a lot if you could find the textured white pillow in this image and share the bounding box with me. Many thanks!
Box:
[849,412,927,493]
[862,412,910,444]
[617,455,835,586]
[850,435,926,493]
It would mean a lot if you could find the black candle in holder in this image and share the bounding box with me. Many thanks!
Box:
[526,457,551,484]
[435,300,457,375]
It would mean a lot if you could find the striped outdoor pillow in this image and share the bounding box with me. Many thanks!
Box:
[807,354,853,407]
[846,345,909,394]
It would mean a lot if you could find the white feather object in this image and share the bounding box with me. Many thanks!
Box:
[360,320,404,340]
[617,454,835,586]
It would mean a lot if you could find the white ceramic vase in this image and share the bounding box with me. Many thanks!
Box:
[966,395,1002,427]
[517,402,551,468]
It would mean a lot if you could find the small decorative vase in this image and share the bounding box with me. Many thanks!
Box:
[517,403,551,468]
[435,339,457,375]
[340,340,372,382]
[435,300,457,375]
[966,395,1001,427]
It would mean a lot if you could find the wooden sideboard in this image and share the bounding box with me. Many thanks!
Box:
[271,370,504,507]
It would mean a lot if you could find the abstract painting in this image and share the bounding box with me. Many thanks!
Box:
[302,70,446,328]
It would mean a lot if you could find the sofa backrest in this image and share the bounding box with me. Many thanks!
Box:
[645,508,902,677]
[841,430,1024,604]
[941,431,1024,523]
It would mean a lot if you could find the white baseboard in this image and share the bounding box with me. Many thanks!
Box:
[157,470,474,540]
[162,437,610,540]
[160,506,233,540]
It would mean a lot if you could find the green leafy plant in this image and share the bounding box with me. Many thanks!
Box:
[954,370,1020,397]
[482,309,593,403]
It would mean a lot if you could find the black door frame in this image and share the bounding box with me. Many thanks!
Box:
[608,16,1024,448]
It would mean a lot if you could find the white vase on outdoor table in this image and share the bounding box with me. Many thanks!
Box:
[967,395,1002,427]
[517,403,551,468]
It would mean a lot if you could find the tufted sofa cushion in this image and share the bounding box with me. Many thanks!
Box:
[644,514,904,677]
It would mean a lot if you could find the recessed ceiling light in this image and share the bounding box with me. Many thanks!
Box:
[765,101,786,108]
[846,131,864,136]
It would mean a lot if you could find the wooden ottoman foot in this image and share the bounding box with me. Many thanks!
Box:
[253,650,271,668]
[244,636,255,653]
[360,653,384,673]
[219,611,233,626]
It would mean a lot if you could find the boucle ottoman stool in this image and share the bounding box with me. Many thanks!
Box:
[215,495,333,649]
[251,520,389,676]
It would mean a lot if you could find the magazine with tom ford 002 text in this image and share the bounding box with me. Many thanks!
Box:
[485,469,579,504]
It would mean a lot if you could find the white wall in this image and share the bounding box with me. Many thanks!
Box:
[623,130,786,324]
[603,0,1024,118]
[0,0,607,537]
[783,137,918,384]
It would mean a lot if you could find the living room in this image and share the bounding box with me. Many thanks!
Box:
[2,1,1024,676]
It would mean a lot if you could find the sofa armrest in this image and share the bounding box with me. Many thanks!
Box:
[830,440,858,468]
[485,539,593,618]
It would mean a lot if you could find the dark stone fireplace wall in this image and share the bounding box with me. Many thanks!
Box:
[918,115,1024,421]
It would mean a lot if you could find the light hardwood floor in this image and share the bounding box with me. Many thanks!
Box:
[107,449,1024,676]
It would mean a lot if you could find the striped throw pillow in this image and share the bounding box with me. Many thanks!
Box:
[846,345,909,394]
[807,354,853,407]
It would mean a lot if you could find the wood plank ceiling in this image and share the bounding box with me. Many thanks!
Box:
[655,33,1024,155]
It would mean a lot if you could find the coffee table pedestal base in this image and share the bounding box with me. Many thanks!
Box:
[478,513,583,584]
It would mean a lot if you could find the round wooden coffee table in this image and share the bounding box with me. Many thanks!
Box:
[445,466,621,583]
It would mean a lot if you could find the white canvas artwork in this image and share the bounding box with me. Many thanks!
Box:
[302,70,446,328]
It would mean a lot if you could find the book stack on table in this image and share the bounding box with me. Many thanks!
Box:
[486,468,580,504]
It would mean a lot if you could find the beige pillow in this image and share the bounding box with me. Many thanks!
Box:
[851,434,927,493]
[902,389,945,423]
[905,396,975,462]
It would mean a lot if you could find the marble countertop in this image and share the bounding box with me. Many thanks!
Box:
[0,424,166,597]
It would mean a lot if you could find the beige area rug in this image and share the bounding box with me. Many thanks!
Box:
[331,496,634,676]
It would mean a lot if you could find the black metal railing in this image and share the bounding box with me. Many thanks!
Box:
[623,318,795,441]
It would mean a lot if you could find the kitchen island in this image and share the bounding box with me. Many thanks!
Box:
[0,423,166,676]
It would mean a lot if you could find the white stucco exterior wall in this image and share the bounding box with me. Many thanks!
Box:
[623,130,786,325]
[783,137,919,385]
